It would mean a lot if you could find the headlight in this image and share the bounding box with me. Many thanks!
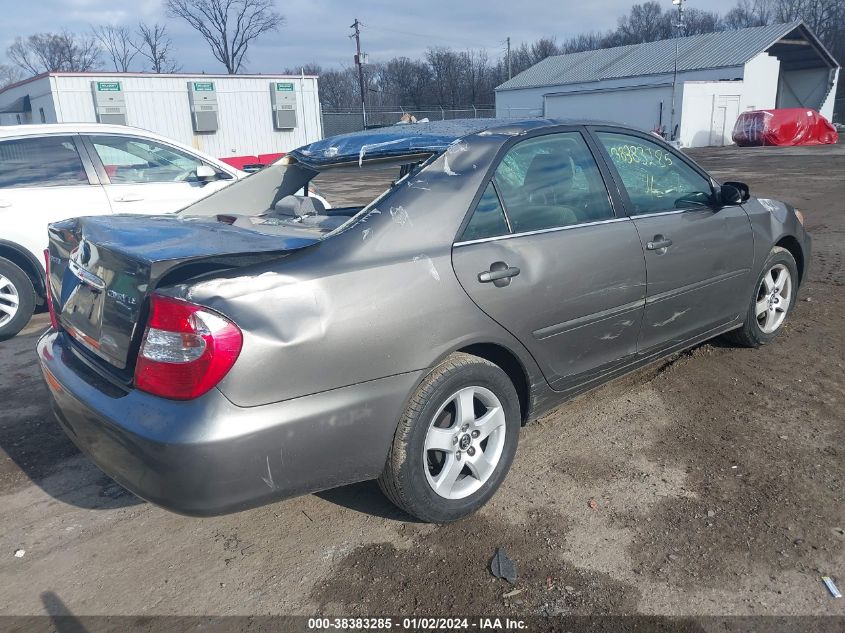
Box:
[794,210,805,226]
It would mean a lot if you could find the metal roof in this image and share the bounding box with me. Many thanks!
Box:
[497,21,835,91]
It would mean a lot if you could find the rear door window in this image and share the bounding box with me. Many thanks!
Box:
[493,132,615,233]
[0,136,89,188]
[460,183,510,242]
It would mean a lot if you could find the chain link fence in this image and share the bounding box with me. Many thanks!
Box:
[322,106,496,137]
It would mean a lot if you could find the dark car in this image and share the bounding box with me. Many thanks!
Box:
[38,119,810,523]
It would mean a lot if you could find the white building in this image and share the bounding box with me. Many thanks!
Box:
[0,72,323,161]
[496,22,840,147]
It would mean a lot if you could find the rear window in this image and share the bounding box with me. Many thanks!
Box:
[181,157,425,237]
[0,136,88,189]
[310,164,402,210]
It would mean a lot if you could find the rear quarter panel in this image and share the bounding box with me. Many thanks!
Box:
[174,137,548,408]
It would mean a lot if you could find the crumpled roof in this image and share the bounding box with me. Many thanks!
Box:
[291,118,534,166]
[498,21,809,91]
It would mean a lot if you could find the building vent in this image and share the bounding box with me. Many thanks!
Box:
[270,82,298,129]
[91,81,127,125]
[187,81,219,132]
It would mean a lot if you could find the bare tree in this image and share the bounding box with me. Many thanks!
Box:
[309,66,358,110]
[285,62,322,76]
[465,49,490,105]
[530,37,561,64]
[509,42,535,77]
[165,0,284,73]
[94,25,138,72]
[7,31,100,75]
[425,47,454,105]
[0,64,24,88]
[616,2,673,44]
[135,23,180,73]
[683,9,723,35]
[560,31,615,54]
[724,0,774,28]
[773,0,844,44]
[373,57,433,107]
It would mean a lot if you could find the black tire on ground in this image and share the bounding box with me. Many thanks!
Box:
[0,257,36,340]
[378,352,521,523]
[723,246,799,348]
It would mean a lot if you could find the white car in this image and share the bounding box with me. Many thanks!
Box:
[0,123,245,338]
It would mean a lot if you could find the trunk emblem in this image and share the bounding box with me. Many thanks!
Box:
[69,243,106,291]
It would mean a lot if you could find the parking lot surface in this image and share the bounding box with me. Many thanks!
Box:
[0,143,843,618]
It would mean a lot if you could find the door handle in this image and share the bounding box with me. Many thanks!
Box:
[646,236,673,251]
[114,194,144,202]
[0,200,11,208]
[478,262,520,287]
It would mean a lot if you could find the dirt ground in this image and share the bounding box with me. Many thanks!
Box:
[0,143,843,623]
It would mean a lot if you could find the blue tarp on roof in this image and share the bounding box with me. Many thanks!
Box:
[291,118,520,166]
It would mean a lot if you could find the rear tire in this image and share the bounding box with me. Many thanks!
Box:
[0,257,35,340]
[724,246,798,348]
[378,352,520,523]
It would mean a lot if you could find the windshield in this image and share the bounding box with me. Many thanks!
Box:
[180,157,426,237]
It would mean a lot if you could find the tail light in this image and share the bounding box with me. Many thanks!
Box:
[135,294,242,400]
[43,250,59,330]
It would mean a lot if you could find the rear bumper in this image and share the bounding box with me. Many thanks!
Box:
[37,331,420,516]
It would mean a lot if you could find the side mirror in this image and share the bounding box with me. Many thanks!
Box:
[721,181,750,204]
[195,165,218,182]
[716,184,743,207]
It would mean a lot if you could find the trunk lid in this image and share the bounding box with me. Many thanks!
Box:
[47,214,319,370]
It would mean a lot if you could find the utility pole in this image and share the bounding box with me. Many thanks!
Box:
[669,0,685,142]
[506,37,512,79]
[350,18,367,129]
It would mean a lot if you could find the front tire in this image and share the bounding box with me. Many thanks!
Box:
[378,353,521,523]
[724,246,798,348]
[0,257,36,340]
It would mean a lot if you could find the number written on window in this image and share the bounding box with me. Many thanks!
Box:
[597,132,714,214]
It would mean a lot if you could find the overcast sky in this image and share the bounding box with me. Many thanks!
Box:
[2,0,743,74]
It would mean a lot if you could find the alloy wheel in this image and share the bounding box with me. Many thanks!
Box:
[755,263,792,334]
[0,274,19,328]
[423,385,507,500]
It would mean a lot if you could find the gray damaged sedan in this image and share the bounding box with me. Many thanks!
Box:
[38,119,811,522]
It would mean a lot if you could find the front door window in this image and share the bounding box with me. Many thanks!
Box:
[596,132,714,214]
[89,135,209,184]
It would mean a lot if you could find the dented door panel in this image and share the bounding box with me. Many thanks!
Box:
[632,206,754,352]
[452,220,647,390]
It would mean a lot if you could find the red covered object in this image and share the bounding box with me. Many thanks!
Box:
[219,153,286,171]
[257,152,285,165]
[733,108,839,147]
[219,155,260,170]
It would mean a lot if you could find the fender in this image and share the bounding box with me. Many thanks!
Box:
[0,238,45,297]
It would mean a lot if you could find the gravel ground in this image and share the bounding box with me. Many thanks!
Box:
[0,143,842,623]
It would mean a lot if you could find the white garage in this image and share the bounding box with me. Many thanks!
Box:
[496,21,839,147]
